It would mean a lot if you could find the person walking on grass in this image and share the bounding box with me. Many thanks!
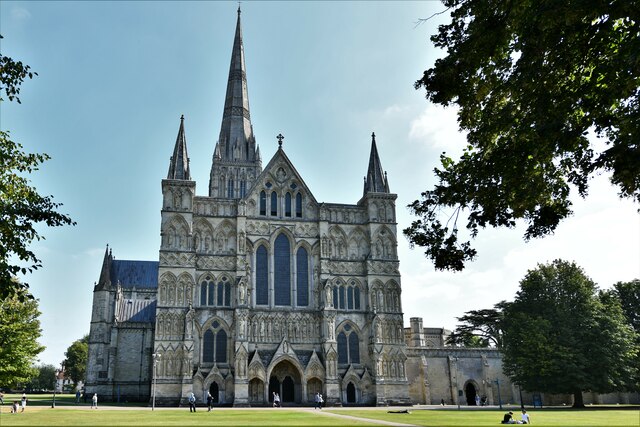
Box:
[91,393,98,409]
[21,392,27,412]
[207,391,213,412]
[188,392,196,412]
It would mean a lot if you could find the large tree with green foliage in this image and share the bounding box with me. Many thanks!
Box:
[446,300,507,348]
[609,279,640,333]
[0,288,44,386]
[405,0,639,271]
[502,260,638,407]
[63,335,88,387]
[0,35,75,300]
[28,363,57,391]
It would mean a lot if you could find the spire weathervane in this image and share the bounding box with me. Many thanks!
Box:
[277,133,284,148]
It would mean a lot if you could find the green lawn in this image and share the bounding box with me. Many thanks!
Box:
[327,408,640,427]
[0,404,638,426]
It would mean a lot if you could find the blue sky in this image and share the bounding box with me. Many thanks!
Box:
[2,1,638,368]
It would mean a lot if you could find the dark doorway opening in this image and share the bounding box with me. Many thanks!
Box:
[346,382,356,403]
[465,383,477,405]
[209,382,219,405]
[282,376,295,402]
[268,377,280,402]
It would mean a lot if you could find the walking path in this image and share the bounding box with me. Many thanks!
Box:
[314,409,418,426]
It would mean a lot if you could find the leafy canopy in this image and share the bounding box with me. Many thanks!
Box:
[405,0,640,270]
[446,301,507,348]
[63,335,89,386]
[28,363,58,391]
[0,287,45,387]
[0,36,76,299]
[502,260,638,407]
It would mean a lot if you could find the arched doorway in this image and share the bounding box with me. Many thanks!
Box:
[249,379,264,404]
[346,382,356,403]
[465,382,477,405]
[307,378,322,403]
[209,382,219,405]
[269,359,302,404]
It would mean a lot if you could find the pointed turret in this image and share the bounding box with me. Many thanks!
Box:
[167,115,191,180]
[217,6,256,162]
[96,245,112,291]
[363,132,389,195]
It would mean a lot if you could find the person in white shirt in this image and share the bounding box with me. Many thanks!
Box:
[521,409,531,424]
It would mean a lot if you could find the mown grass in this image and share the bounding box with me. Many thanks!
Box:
[0,407,376,426]
[327,407,640,426]
[0,402,638,426]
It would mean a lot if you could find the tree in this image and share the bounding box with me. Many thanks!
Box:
[0,288,44,387]
[0,35,76,300]
[446,301,507,348]
[610,279,640,333]
[502,260,638,407]
[27,363,57,391]
[63,335,88,387]
[405,1,639,271]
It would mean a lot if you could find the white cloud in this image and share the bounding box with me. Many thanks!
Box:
[11,7,31,21]
[409,104,467,151]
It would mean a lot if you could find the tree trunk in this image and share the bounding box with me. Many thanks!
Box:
[572,391,585,408]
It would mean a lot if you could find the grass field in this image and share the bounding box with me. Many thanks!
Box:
[0,396,638,426]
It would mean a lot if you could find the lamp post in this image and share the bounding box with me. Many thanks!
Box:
[495,378,503,410]
[152,353,161,411]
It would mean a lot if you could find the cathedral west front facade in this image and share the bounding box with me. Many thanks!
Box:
[86,8,410,407]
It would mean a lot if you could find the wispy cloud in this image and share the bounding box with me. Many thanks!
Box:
[11,7,31,21]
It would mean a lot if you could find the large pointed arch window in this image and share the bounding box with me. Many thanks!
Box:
[337,323,360,365]
[256,245,268,305]
[296,247,308,306]
[202,320,227,364]
[274,234,291,306]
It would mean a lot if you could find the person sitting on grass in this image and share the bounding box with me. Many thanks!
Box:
[501,411,516,424]
[11,401,19,414]
[521,410,531,424]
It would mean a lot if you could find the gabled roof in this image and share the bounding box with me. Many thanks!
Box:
[244,145,319,205]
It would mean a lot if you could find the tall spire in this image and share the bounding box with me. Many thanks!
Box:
[363,132,390,195]
[167,115,191,180]
[217,5,256,162]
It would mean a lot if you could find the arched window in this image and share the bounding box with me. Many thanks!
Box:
[208,282,215,306]
[337,332,348,364]
[339,286,346,309]
[295,193,302,217]
[348,331,360,363]
[227,179,234,198]
[333,287,338,309]
[200,283,207,306]
[270,192,278,216]
[354,287,361,310]
[217,282,224,305]
[274,234,291,306]
[296,247,308,306]
[285,193,292,217]
[347,286,354,309]
[256,245,268,305]
[337,324,360,364]
[203,330,214,363]
[216,329,227,363]
[224,281,231,306]
[259,191,266,216]
[203,321,227,364]
[240,180,246,198]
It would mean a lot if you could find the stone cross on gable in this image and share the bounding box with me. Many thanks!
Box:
[277,133,284,148]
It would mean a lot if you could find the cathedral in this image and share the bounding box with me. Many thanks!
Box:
[85,8,637,408]
[87,7,410,407]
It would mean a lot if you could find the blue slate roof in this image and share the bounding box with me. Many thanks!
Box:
[111,260,158,289]
[118,299,156,323]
